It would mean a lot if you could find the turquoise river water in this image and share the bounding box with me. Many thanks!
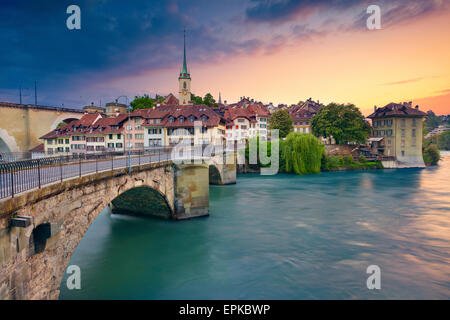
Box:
[60,154,450,299]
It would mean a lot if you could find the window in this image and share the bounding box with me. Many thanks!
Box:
[387,130,393,136]
[412,129,416,137]
[412,119,416,127]
[401,128,405,137]
[116,143,123,148]
[126,134,132,140]
[183,81,187,89]
[401,150,405,157]
[168,116,175,123]
[201,127,208,134]
[58,139,64,144]
[401,119,405,127]
[109,134,113,139]
[47,148,53,154]
[238,119,245,123]
[387,140,391,146]
[189,115,195,122]
[201,115,208,122]
[107,143,115,148]
[135,134,144,139]
[117,134,121,139]
[135,118,140,124]
[47,140,53,145]
[65,147,70,152]
[241,125,247,130]
[373,120,378,128]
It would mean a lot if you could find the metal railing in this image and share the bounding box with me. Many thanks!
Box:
[0,147,173,200]
[0,144,241,200]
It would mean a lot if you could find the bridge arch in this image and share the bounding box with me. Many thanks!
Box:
[110,186,173,219]
[0,128,19,152]
[209,164,223,185]
[0,163,176,299]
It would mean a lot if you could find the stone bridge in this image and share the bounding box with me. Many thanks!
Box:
[0,154,236,300]
[0,102,84,153]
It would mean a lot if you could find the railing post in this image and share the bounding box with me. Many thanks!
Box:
[111,155,113,171]
[10,165,14,198]
[60,156,63,182]
[139,150,141,166]
[96,154,98,173]
[79,156,82,177]
[37,159,41,189]
[159,148,160,162]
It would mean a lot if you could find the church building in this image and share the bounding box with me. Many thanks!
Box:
[178,30,191,105]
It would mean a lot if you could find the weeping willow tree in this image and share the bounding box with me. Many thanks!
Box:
[281,132,324,174]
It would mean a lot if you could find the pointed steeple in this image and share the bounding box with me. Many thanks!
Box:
[179,28,190,79]
[218,92,222,104]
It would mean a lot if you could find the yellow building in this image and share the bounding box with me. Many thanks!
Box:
[368,102,427,167]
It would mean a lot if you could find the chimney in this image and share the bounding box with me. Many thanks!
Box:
[374,105,377,112]
[415,105,419,109]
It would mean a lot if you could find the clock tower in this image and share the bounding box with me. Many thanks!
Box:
[179,29,191,105]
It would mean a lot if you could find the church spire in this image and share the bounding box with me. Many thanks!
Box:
[179,28,190,79]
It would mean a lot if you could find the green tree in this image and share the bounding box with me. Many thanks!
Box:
[311,103,371,144]
[203,93,217,107]
[424,111,442,129]
[281,132,324,174]
[269,109,293,138]
[56,122,66,128]
[190,93,204,105]
[423,144,440,165]
[437,131,450,150]
[130,94,156,111]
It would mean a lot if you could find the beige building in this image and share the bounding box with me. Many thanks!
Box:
[368,102,427,167]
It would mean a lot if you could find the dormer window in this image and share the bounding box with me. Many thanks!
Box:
[189,115,195,122]
[168,116,175,123]
[201,115,208,122]
[179,116,185,123]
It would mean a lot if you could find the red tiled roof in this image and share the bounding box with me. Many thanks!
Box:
[29,143,45,152]
[368,103,427,118]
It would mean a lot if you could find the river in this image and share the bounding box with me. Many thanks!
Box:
[60,154,450,299]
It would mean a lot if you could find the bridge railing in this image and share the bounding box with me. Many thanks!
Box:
[0,147,175,200]
[0,145,237,200]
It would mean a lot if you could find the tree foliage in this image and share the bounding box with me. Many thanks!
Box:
[281,132,324,174]
[424,111,442,129]
[311,103,371,144]
[130,94,157,111]
[269,109,293,138]
[190,93,218,107]
[437,131,450,150]
[423,144,440,165]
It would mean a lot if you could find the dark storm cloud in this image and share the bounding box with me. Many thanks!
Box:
[0,0,252,105]
[245,0,367,23]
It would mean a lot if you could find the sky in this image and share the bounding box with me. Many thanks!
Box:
[1,0,450,116]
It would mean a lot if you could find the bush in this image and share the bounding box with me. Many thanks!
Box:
[423,144,440,165]
[281,133,324,174]
[359,155,367,163]
[321,155,341,171]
